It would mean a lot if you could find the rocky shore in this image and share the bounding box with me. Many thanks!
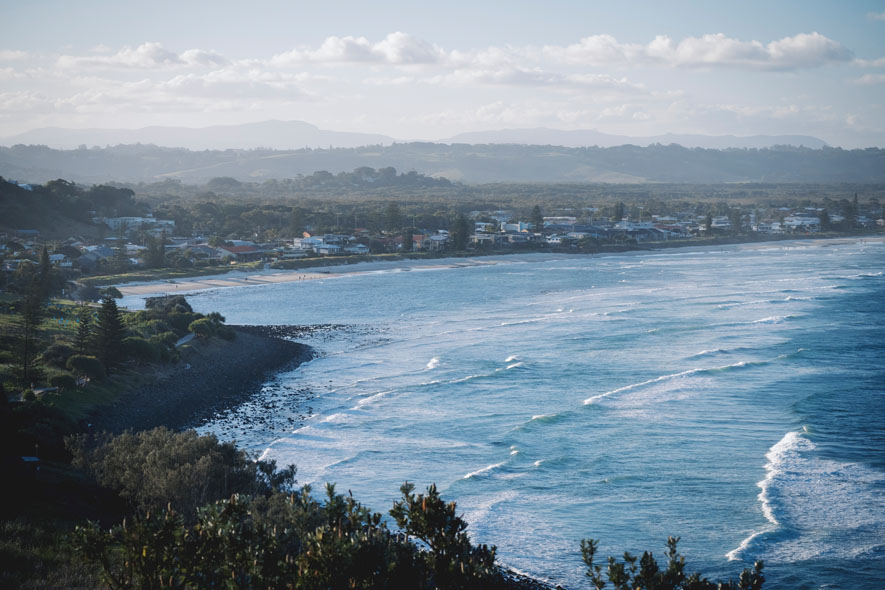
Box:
[87,326,314,433]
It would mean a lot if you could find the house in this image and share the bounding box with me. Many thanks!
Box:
[315,243,342,255]
[217,245,264,262]
[344,244,370,255]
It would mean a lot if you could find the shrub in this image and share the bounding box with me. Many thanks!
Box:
[65,355,106,381]
[67,427,296,519]
[150,331,179,348]
[188,317,216,339]
[39,343,76,369]
[121,337,160,363]
[49,374,77,390]
[581,536,765,590]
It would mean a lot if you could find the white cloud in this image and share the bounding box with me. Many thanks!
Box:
[543,32,851,70]
[271,32,444,66]
[855,73,885,85]
[868,11,885,21]
[427,67,646,92]
[0,50,28,61]
[854,57,885,67]
[57,42,227,70]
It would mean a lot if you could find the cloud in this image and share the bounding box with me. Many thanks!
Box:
[57,42,227,69]
[271,32,444,65]
[868,11,885,21]
[427,67,647,92]
[854,73,885,85]
[854,57,885,67]
[0,50,28,62]
[543,32,851,70]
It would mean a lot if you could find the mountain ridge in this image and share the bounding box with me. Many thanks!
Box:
[1,120,828,151]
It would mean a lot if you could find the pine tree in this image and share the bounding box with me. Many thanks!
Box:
[38,245,51,299]
[531,205,544,232]
[93,297,124,369]
[15,278,45,387]
[75,306,93,354]
[451,213,470,251]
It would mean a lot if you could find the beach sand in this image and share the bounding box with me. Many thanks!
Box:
[117,236,885,298]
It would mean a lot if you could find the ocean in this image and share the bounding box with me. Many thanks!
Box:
[122,238,885,589]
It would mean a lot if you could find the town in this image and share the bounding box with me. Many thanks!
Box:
[1,175,882,290]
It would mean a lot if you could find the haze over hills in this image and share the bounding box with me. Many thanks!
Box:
[2,142,883,186]
[0,120,396,151]
[0,120,829,151]
[442,128,829,150]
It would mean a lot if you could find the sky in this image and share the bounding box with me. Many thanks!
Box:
[1,0,884,147]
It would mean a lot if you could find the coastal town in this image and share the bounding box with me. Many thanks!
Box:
[2,176,882,288]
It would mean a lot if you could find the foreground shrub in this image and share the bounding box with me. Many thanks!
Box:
[48,374,77,390]
[39,343,76,369]
[65,355,105,381]
[581,536,764,590]
[67,427,296,519]
[390,482,501,589]
[121,336,160,363]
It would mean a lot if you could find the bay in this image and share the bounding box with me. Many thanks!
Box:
[122,238,885,589]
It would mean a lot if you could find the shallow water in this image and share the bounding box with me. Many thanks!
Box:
[123,240,885,589]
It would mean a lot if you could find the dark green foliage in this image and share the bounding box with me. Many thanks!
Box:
[145,295,193,314]
[390,482,501,589]
[93,297,124,369]
[100,286,123,299]
[121,337,161,363]
[74,306,92,353]
[66,355,106,381]
[49,374,77,390]
[530,205,544,231]
[39,342,76,369]
[14,279,46,386]
[450,213,470,251]
[581,536,764,590]
[67,428,296,520]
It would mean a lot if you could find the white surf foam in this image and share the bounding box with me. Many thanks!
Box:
[425,357,440,370]
[727,430,885,562]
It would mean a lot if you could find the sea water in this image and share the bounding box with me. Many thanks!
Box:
[123,239,885,589]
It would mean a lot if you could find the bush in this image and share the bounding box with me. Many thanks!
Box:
[39,343,76,369]
[49,374,77,390]
[67,427,296,519]
[121,337,160,363]
[150,331,179,348]
[581,536,765,590]
[188,317,216,339]
[65,355,106,381]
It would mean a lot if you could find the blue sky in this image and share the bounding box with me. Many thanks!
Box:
[1,0,883,146]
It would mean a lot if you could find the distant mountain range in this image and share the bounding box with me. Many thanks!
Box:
[2,142,883,185]
[0,120,828,151]
[442,128,829,150]
[0,120,395,151]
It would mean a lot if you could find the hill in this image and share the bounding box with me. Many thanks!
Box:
[2,142,884,185]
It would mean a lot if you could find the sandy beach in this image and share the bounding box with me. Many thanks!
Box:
[117,236,885,298]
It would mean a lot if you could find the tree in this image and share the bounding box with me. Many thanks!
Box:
[818,209,831,231]
[581,536,764,590]
[38,245,52,299]
[705,213,713,234]
[15,278,46,386]
[451,213,470,251]
[531,205,544,232]
[74,306,93,353]
[613,202,626,222]
[390,482,499,589]
[93,297,125,369]
[385,202,403,233]
[402,230,413,253]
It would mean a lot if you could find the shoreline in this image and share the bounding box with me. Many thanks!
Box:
[86,326,314,434]
[117,234,885,299]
